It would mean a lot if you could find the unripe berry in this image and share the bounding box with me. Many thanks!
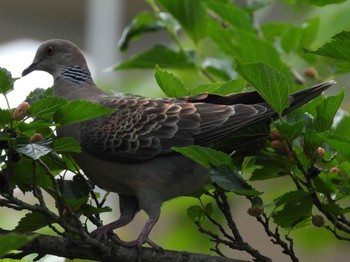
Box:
[303,67,318,79]
[317,147,325,158]
[330,167,341,173]
[269,129,284,141]
[271,140,291,155]
[13,102,30,121]
[30,133,43,143]
[312,215,325,227]
[247,205,264,217]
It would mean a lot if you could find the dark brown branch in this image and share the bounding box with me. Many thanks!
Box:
[215,190,272,262]
[0,229,248,262]
[255,214,299,262]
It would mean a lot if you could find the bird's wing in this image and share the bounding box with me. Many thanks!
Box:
[80,93,269,162]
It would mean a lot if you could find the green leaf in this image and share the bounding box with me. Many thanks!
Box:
[173,145,234,169]
[275,120,304,141]
[58,175,92,209]
[53,137,81,153]
[262,20,319,56]
[202,58,235,81]
[300,17,320,54]
[0,67,13,95]
[0,233,36,257]
[210,165,260,195]
[53,100,115,126]
[0,109,13,126]
[314,89,344,131]
[28,96,67,118]
[313,170,342,194]
[187,205,206,224]
[204,202,213,216]
[11,157,53,192]
[206,19,237,55]
[208,23,293,83]
[154,65,188,97]
[40,153,67,176]
[306,0,347,6]
[17,120,53,133]
[249,157,288,181]
[15,212,51,232]
[280,25,304,54]
[334,113,350,137]
[323,203,350,216]
[0,131,10,141]
[241,156,263,176]
[14,138,52,160]
[339,161,350,178]
[81,204,112,217]
[25,87,53,105]
[12,158,35,192]
[190,83,222,95]
[213,78,246,95]
[303,129,324,152]
[114,45,195,70]
[236,62,290,116]
[261,22,288,42]
[206,1,255,32]
[158,0,207,43]
[274,190,311,208]
[321,133,350,161]
[304,31,350,66]
[273,193,312,228]
[190,78,246,96]
[119,11,165,52]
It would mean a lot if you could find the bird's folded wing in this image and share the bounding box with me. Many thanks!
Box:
[80,94,269,162]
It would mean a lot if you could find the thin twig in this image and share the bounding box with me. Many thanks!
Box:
[255,214,299,262]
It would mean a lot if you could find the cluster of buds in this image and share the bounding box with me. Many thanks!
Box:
[303,67,319,80]
[317,147,325,158]
[247,205,264,217]
[30,133,43,143]
[311,215,325,227]
[13,101,30,121]
[328,166,350,184]
[269,129,291,157]
[330,167,342,175]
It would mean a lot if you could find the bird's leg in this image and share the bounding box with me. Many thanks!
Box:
[117,215,163,251]
[90,195,139,240]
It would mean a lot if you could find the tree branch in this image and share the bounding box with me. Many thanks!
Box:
[0,229,249,262]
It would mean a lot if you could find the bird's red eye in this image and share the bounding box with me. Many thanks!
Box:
[46,46,55,56]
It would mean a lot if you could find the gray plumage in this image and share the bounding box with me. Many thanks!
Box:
[22,39,335,249]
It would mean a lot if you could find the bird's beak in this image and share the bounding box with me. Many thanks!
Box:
[22,60,41,77]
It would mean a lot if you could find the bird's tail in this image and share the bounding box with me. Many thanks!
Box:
[284,80,336,115]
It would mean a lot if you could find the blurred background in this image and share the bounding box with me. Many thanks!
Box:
[0,1,349,261]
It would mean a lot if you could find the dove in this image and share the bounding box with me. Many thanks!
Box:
[22,39,335,250]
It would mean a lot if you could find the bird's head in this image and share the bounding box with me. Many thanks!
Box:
[22,39,89,78]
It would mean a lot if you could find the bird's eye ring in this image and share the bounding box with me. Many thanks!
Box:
[46,46,55,56]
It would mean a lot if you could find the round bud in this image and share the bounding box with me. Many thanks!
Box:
[30,133,43,143]
[317,147,325,158]
[271,140,291,155]
[247,205,264,217]
[303,67,318,79]
[13,102,30,121]
[269,129,284,141]
[330,167,341,173]
[312,215,325,227]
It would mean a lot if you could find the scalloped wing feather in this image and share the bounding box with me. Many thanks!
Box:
[80,93,274,162]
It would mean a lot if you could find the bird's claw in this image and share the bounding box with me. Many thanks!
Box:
[90,227,119,241]
[90,228,163,252]
[116,237,163,252]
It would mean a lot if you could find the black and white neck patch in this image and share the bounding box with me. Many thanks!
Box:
[61,65,92,84]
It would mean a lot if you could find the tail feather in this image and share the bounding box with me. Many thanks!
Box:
[284,80,336,115]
